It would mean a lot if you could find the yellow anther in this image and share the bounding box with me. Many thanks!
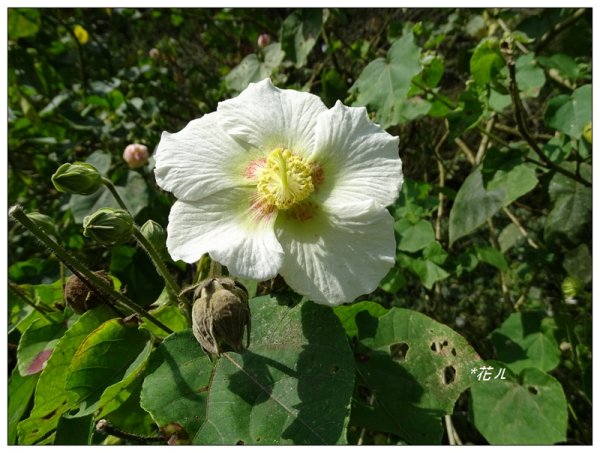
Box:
[257,148,314,210]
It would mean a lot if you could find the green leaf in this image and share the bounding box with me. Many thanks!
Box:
[54,413,94,445]
[69,170,149,223]
[85,150,112,175]
[537,53,581,80]
[140,330,213,440]
[475,246,508,272]
[470,367,567,444]
[140,304,188,339]
[447,83,484,139]
[334,301,388,338]
[194,300,354,445]
[65,318,152,415]
[490,312,560,373]
[409,258,450,289]
[280,9,325,68]
[563,244,591,285]
[449,169,504,245]
[8,367,39,445]
[379,266,407,294]
[470,37,505,86]
[351,31,422,127]
[17,313,67,376]
[8,8,41,40]
[449,153,538,245]
[142,297,355,445]
[544,163,591,244]
[515,53,546,97]
[545,84,591,139]
[395,218,435,253]
[225,43,284,93]
[18,306,117,445]
[353,308,483,444]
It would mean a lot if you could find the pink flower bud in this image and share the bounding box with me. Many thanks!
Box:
[123,143,149,169]
[257,34,271,48]
[149,48,160,59]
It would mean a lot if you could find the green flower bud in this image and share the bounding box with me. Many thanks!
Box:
[51,162,103,195]
[27,212,59,240]
[140,219,168,259]
[583,122,592,144]
[83,208,134,246]
[562,276,583,302]
[192,277,250,356]
[65,270,113,314]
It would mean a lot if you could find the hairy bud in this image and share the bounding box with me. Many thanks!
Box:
[191,277,250,356]
[257,33,271,48]
[123,143,149,169]
[83,208,134,246]
[65,270,113,314]
[51,162,103,195]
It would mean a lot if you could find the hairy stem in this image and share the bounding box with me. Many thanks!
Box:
[9,205,173,335]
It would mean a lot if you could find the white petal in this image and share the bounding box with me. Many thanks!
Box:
[276,200,396,305]
[312,101,403,208]
[154,112,257,202]
[217,79,327,157]
[166,188,284,280]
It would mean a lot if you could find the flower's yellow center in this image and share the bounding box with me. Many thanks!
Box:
[257,148,314,210]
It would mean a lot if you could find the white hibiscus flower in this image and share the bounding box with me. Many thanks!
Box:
[154,79,403,306]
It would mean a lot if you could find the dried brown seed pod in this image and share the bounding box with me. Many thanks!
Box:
[191,277,250,356]
[65,270,113,314]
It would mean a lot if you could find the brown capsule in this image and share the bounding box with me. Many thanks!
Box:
[65,270,113,314]
[192,277,250,356]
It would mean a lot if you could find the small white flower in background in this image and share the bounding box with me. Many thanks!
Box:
[154,79,403,305]
[123,143,149,169]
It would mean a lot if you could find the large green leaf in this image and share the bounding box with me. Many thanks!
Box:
[544,162,591,244]
[140,330,213,440]
[490,312,560,374]
[351,31,422,128]
[17,306,117,445]
[142,297,355,445]
[470,367,567,444]
[65,318,152,415]
[196,299,354,445]
[352,308,483,444]
[8,367,39,445]
[334,301,388,339]
[395,218,435,253]
[280,9,325,67]
[449,155,538,245]
[545,84,591,139]
[515,53,546,97]
[8,8,41,40]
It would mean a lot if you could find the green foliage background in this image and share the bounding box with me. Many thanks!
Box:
[7,8,592,445]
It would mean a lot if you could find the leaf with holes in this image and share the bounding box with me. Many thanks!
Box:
[469,366,567,444]
[352,308,482,444]
[141,296,355,445]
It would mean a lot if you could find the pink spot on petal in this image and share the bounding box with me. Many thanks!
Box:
[244,158,267,181]
[26,348,54,375]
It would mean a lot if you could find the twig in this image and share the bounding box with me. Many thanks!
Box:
[9,205,173,335]
[501,206,540,249]
[8,281,57,319]
[476,115,496,165]
[504,48,591,188]
[454,138,476,165]
[96,419,164,444]
[535,8,588,54]
[494,122,554,141]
